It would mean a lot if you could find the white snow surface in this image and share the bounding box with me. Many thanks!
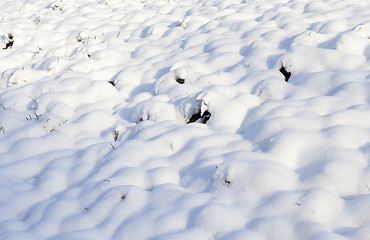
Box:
[1,0,370,239]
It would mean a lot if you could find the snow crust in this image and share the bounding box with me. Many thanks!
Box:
[0,0,370,239]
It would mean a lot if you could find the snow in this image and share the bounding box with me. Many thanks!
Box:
[0,0,370,239]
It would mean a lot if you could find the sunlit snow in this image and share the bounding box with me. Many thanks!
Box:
[1,0,370,239]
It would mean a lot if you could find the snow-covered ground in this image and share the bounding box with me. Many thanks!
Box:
[1,0,370,239]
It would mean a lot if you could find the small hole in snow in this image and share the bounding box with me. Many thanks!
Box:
[279,66,291,82]
[188,111,201,123]
[200,110,211,123]
[187,110,211,124]
[175,76,185,84]
[108,81,116,86]
[224,179,231,186]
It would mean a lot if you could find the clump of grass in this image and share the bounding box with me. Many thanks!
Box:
[50,4,62,11]
[26,112,41,121]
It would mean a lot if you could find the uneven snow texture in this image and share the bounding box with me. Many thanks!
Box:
[1,0,370,239]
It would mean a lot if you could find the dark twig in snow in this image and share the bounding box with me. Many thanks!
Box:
[114,130,119,141]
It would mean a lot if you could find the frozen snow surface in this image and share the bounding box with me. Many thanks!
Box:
[1,0,370,239]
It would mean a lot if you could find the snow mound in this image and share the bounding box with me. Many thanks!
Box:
[1,0,370,239]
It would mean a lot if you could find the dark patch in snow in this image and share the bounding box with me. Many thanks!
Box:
[279,66,291,82]
[188,112,201,123]
[188,110,211,124]
[114,130,119,141]
[3,33,14,50]
[108,80,116,86]
[200,110,211,123]
[50,4,62,11]
[175,76,185,84]
[224,179,231,185]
